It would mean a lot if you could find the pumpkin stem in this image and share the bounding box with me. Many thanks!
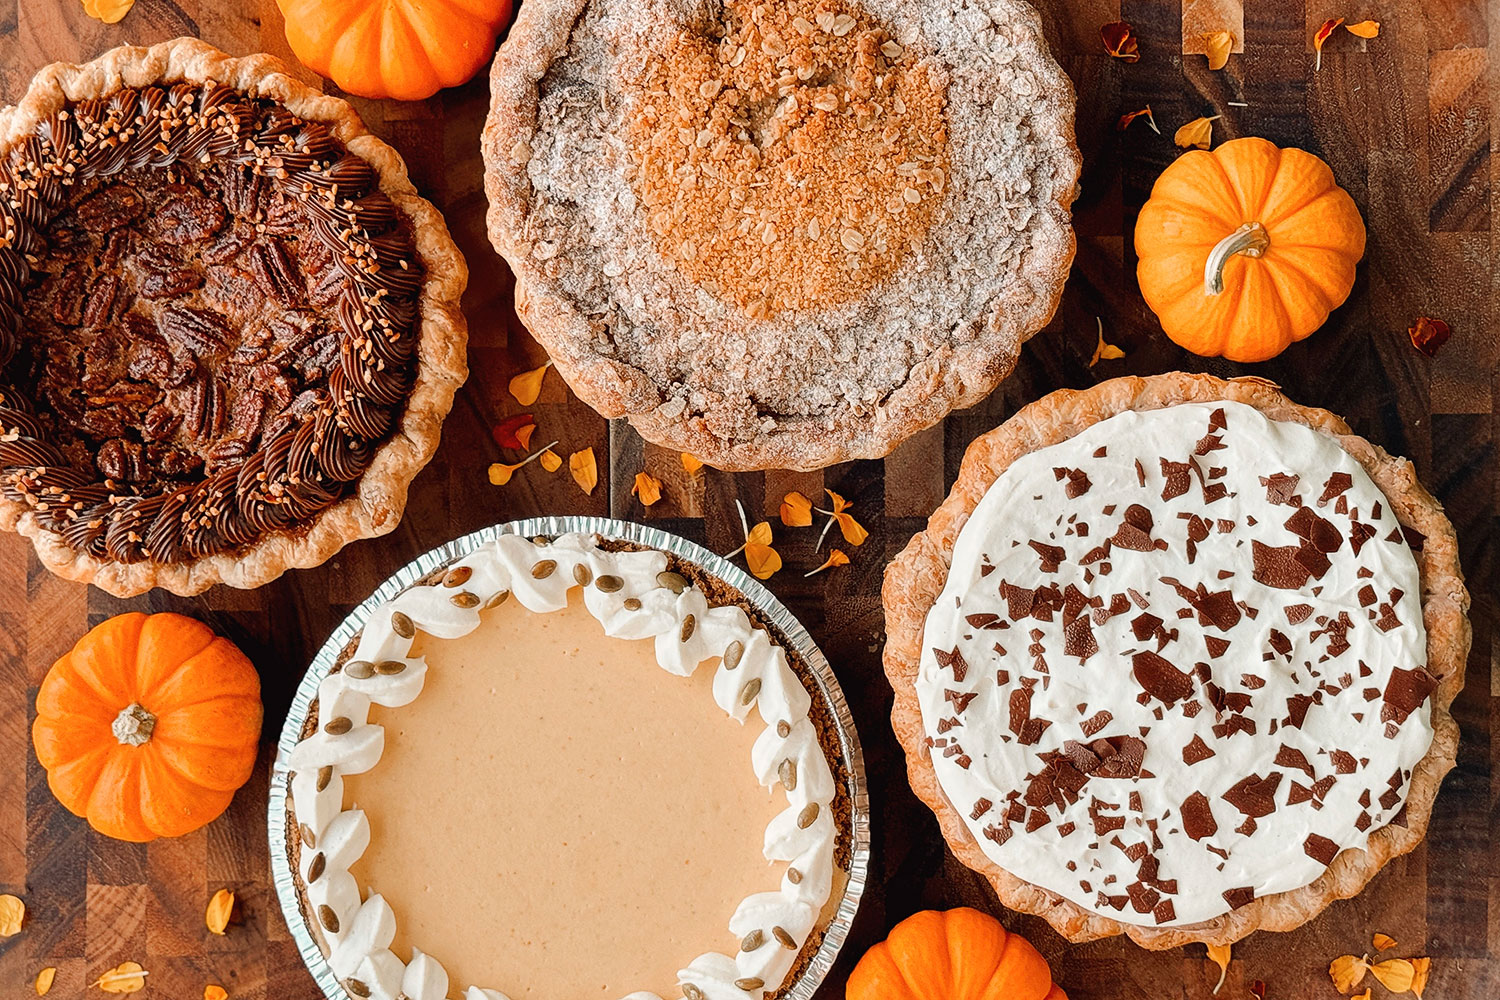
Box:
[1204,221,1270,296]
[112,703,157,746]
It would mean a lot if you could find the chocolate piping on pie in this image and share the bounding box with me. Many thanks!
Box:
[0,82,422,564]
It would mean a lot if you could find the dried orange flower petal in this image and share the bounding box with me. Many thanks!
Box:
[205,889,234,935]
[780,491,814,527]
[1346,20,1380,38]
[1352,991,1370,1000]
[1409,316,1451,357]
[825,490,869,546]
[508,361,552,406]
[1101,21,1140,62]
[489,441,561,486]
[1203,31,1233,71]
[93,962,148,994]
[569,447,598,495]
[204,987,229,1000]
[1175,115,1220,150]
[491,413,536,450]
[0,894,23,936]
[83,0,135,24]
[1329,954,1369,993]
[35,967,56,996]
[1090,318,1126,366]
[1370,958,1415,993]
[1314,18,1344,70]
[681,453,704,474]
[1372,932,1397,952]
[632,472,663,507]
[1409,956,1431,998]
[746,521,773,547]
[1205,942,1231,994]
[1117,106,1160,133]
[805,549,850,577]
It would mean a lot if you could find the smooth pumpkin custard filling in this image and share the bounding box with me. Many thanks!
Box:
[287,534,841,1000]
[345,596,780,998]
[623,0,951,318]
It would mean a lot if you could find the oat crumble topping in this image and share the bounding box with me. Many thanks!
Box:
[623,0,950,317]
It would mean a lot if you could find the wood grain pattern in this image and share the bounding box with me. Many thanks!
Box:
[0,1,1496,998]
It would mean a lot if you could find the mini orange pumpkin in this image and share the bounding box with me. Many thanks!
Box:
[846,908,1066,1000]
[1135,136,1366,362]
[276,0,515,101]
[32,613,262,842]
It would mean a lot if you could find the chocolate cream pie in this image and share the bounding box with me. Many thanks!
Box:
[0,40,467,596]
[483,0,1079,470]
[285,532,851,1000]
[883,374,1469,947]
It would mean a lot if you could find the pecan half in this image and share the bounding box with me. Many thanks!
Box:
[159,306,231,357]
[140,267,204,299]
[154,194,227,244]
[249,238,306,307]
[74,183,146,232]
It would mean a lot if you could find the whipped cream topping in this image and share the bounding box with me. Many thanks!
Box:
[289,532,837,1000]
[917,402,1436,927]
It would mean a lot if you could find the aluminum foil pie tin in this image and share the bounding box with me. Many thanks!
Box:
[269,516,871,1000]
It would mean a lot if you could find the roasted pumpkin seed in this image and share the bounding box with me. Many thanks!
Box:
[532,560,557,579]
[680,614,696,642]
[390,611,415,638]
[315,765,332,792]
[375,660,407,676]
[657,570,688,594]
[776,720,791,738]
[307,852,326,883]
[740,678,762,705]
[324,717,352,736]
[723,640,744,670]
[343,659,375,679]
[740,929,765,951]
[485,590,511,609]
[778,758,797,791]
[344,978,370,998]
[624,598,643,611]
[450,591,480,609]
[734,978,765,991]
[797,803,820,829]
[299,823,316,848]
[318,904,339,933]
[773,925,797,949]
[573,563,593,586]
[443,566,472,588]
[596,574,624,593]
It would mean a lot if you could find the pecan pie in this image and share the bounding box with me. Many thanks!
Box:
[483,0,1079,470]
[0,40,467,596]
[883,374,1469,947]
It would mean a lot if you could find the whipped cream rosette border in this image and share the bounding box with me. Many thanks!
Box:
[269,516,869,1000]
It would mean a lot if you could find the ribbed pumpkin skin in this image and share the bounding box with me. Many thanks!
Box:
[1135,136,1366,363]
[846,908,1066,1000]
[277,0,514,101]
[32,613,263,842]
